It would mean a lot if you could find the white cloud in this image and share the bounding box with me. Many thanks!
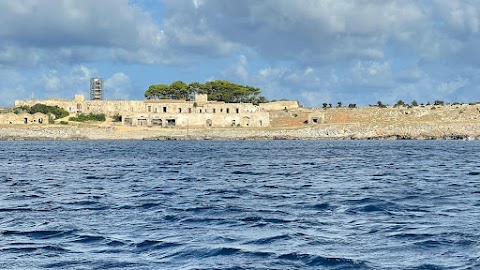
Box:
[437,77,468,95]
[0,70,28,106]
[2,1,480,107]
[351,60,393,87]
[0,0,169,66]
[104,73,132,100]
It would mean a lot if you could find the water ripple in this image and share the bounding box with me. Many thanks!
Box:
[0,140,479,269]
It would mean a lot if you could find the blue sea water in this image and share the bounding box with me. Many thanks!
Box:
[0,140,479,270]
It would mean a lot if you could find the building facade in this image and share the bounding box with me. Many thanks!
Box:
[14,94,287,128]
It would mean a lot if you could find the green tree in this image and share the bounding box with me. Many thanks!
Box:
[394,100,406,107]
[145,84,170,99]
[169,81,190,99]
[411,100,418,106]
[377,101,386,108]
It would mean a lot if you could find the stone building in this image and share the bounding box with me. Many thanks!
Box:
[123,94,269,128]
[14,94,296,128]
[0,112,49,125]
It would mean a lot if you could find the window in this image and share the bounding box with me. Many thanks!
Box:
[163,107,167,113]
[178,108,182,113]
[213,108,216,113]
[226,108,230,113]
[167,119,176,127]
[199,109,202,113]
[147,106,151,112]
[154,107,158,113]
[236,108,239,114]
[188,108,192,113]
[152,119,163,126]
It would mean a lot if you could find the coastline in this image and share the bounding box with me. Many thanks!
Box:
[1,122,479,141]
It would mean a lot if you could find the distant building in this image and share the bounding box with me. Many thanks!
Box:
[14,93,300,128]
[0,112,49,125]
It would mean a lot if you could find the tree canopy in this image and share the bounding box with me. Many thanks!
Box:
[145,80,268,105]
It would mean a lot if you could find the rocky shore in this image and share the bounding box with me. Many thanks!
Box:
[1,122,479,141]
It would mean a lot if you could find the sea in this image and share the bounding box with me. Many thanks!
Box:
[0,140,479,270]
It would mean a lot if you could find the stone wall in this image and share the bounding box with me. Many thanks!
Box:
[15,99,146,115]
[259,100,299,111]
[15,94,273,128]
[123,110,270,128]
[0,112,48,125]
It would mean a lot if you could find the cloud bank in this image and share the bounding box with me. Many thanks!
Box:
[1,0,480,106]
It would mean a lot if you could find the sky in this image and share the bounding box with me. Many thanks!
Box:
[1,0,480,107]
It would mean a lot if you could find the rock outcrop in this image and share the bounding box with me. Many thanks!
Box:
[1,104,479,140]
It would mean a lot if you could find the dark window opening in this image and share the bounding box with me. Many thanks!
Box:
[236,108,239,113]
[163,107,167,113]
[213,108,216,113]
[312,118,319,124]
[152,119,163,126]
[24,118,28,124]
[147,106,152,112]
[226,108,230,113]
[188,108,192,113]
[167,119,176,127]
[178,108,182,113]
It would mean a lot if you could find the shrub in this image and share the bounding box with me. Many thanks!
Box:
[69,113,106,122]
[15,104,69,119]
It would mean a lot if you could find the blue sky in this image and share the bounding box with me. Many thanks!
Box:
[1,0,480,107]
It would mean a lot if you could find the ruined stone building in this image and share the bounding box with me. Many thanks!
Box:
[15,94,300,128]
[0,112,49,125]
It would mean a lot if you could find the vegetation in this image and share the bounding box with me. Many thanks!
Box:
[69,113,106,122]
[377,101,387,108]
[15,104,69,119]
[145,80,268,105]
[394,100,406,107]
[111,114,122,122]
